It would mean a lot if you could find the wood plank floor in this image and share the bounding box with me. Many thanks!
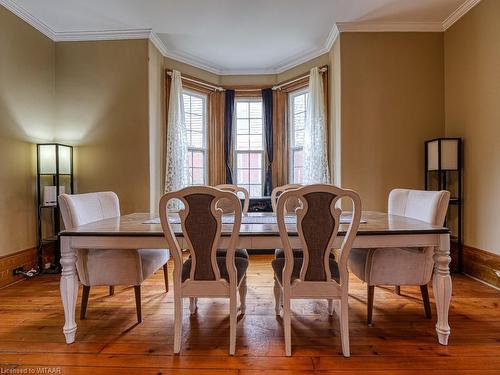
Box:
[0,255,499,374]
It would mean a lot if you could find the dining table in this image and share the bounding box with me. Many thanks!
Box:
[58,211,452,346]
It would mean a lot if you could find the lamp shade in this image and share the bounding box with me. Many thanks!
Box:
[426,138,460,171]
[37,144,73,175]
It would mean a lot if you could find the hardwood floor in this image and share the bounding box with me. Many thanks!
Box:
[0,255,499,374]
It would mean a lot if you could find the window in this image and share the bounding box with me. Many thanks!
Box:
[289,89,308,184]
[234,99,264,197]
[183,90,207,185]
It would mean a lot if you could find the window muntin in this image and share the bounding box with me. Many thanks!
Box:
[289,89,308,184]
[234,99,264,197]
[183,90,207,185]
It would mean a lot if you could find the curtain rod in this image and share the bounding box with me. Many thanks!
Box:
[272,66,328,91]
[167,71,225,92]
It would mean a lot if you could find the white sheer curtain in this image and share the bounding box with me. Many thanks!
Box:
[303,67,330,184]
[165,70,189,194]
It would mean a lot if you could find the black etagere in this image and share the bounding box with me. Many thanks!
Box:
[424,138,463,272]
[36,143,74,274]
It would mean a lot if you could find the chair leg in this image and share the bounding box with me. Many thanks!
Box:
[109,286,114,296]
[80,285,90,320]
[273,277,281,315]
[229,289,237,356]
[239,276,247,314]
[394,285,401,295]
[189,297,197,315]
[420,284,432,319]
[367,285,375,325]
[163,263,169,293]
[340,298,350,357]
[173,294,183,354]
[328,299,334,316]
[283,293,292,356]
[134,285,142,323]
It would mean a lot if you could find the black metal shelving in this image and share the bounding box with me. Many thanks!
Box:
[36,144,74,274]
[424,138,463,272]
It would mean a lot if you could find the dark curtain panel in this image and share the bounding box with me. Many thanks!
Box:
[224,89,235,183]
[262,88,274,196]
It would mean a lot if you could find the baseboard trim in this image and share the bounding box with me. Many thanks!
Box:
[0,247,37,288]
[462,245,500,289]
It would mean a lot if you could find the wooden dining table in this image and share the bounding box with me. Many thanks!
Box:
[59,211,452,346]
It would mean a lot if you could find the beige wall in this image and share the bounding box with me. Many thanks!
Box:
[444,0,500,255]
[148,41,166,214]
[329,38,342,185]
[55,40,150,214]
[0,7,55,257]
[339,32,445,211]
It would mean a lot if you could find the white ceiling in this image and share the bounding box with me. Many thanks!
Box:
[2,0,477,74]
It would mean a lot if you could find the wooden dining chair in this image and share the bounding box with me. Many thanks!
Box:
[159,186,248,355]
[215,184,250,214]
[272,184,362,357]
[58,192,170,323]
[349,189,450,324]
[271,184,302,214]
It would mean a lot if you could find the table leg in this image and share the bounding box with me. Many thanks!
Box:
[432,233,452,345]
[60,236,79,344]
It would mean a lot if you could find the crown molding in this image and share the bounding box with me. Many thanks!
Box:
[0,0,483,75]
[54,28,152,42]
[442,0,482,30]
[336,21,443,33]
[0,0,55,39]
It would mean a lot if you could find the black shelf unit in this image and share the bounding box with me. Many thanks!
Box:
[424,138,463,272]
[36,144,74,274]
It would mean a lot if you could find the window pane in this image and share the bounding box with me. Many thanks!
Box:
[183,91,207,186]
[190,114,203,133]
[192,151,204,168]
[294,94,306,113]
[293,149,303,168]
[249,185,261,197]
[237,119,249,134]
[237,102,249,118]
[250,118,262,134]
[249,169,261,184]
[249,153,261,169]
[237,134,250,150]
[235,99,263,198]
[249,102,262,118]
[192,168,204,185]
[294,129,304,147]
[249,134,262,150]
[294,167,303,184]
[237,169,249,184]
[237,153,249,169]
[191,131,203,148]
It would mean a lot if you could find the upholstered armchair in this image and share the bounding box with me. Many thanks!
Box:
[349,189,450,324]
[58,192,170,323]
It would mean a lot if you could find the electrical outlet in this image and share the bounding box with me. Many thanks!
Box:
[13,266,24,276]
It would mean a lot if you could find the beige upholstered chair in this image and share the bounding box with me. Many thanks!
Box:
[58,192,170,322]
[159,186,248,355]
[349,189,450,324]
[272,184,362,357]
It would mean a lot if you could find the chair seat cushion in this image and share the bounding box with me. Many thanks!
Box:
[182,257,248,283]
[348,247,433,286]
[274,248,335,259]
[272,257,340,283]
[138,249,170,280]
[216,248,249,259]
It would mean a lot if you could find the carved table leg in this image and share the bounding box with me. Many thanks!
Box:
[60,236,79,344]
[432,233,452,345]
